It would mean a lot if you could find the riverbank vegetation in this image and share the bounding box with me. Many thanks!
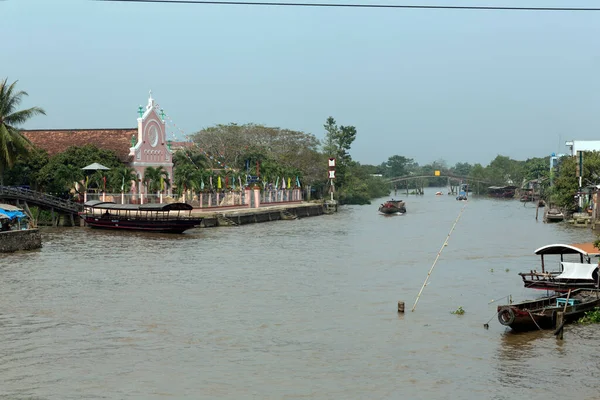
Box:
[2,78,597,207]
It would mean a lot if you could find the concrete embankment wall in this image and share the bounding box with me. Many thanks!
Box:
[0,229,42,253]
[198,203,326,228]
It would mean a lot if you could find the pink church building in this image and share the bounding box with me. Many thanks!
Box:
[129,92,174,199]
[23,92,176,202]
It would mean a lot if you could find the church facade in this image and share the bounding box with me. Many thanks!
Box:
[22,92,177,197]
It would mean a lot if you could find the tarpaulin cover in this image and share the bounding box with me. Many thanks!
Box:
[0,209,27,221]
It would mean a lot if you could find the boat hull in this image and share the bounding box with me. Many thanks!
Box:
[497,289,600,332]
[82,216,202,234]
[378,200,406,214]
[378,206,405,214]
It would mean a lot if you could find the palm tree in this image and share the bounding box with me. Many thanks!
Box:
[143,166,170,202]
[0,78,46,185]
[54,164,85,198]
[108,166,137,193]
[173,164,203,202]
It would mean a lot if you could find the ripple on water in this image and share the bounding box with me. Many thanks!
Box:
[0,196,598,399]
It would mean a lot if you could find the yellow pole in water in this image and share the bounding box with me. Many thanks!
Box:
[412,201,468,312]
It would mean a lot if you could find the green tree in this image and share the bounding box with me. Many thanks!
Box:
[385,155,414,178]
[451,162,473,177]
[322,116,357,191]
[339,161,389,204]
[54,164,85,197]
[173,164,202,198]
[143,166,170,198]
[469,163,487,194]
[486,155,524,186]
[108,166,137,193]
[37,145,122,194]
[552,152,600,210]
[0,78,46,184]
[3,148,49,189]
[188,123,325,186]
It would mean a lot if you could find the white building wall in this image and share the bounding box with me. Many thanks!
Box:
[565,140,600,156]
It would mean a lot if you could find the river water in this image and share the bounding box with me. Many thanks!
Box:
[1,193,599,399]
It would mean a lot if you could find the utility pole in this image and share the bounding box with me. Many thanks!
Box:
[577,151,583,211]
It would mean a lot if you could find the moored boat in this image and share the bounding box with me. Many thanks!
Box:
[488,185,517,199]
[80,200,203,233]
[497,288,600,332]
[517,243,600,292]
[544,207,564,222]
[378,199,406,214]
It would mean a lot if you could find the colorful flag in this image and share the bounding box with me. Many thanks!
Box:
[121,175,125,191]
[296,176,301,187]
[160,176,165,191]
[231,176,236,190]
[209,175,213,188]
[200,179,205,190]
[287,177,291,189]
[217,175,222,189]
[282,177,286,189]
[275,177,279,189]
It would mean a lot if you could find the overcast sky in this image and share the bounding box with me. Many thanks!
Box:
[4,0,600,166]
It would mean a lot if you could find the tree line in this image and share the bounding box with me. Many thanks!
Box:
[0,78,595,209]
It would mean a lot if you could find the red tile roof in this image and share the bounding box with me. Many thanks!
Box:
[21,129,137,162]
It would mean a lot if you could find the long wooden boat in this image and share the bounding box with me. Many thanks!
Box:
[517,243,600,292]
[80,200,203,233]
[497,288,600,332]
[378,199,406,214]
[488,185,517,198]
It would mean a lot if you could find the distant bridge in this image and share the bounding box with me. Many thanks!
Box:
[386,174,491,185]
[0,186,82,226]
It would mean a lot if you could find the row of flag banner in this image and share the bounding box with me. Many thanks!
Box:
[202,176,301,190]
[155,102,231,170]
[151,103,302,191]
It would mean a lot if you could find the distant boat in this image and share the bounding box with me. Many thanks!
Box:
[435,191,443,196]
[378,199,406,214]
[456,190,467,201]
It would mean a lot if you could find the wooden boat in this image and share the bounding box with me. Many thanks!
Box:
[517,243,600,292]
[80,200,203,233]
[544,207,564,222]
[488,185,517,199]
[378,199,406,214]
[497,288,600,332]
[435,191,443,196]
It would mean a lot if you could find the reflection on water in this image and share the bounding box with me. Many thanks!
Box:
[0,193,598,399]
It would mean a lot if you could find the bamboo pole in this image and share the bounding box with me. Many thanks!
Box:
[412,202,468,312]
